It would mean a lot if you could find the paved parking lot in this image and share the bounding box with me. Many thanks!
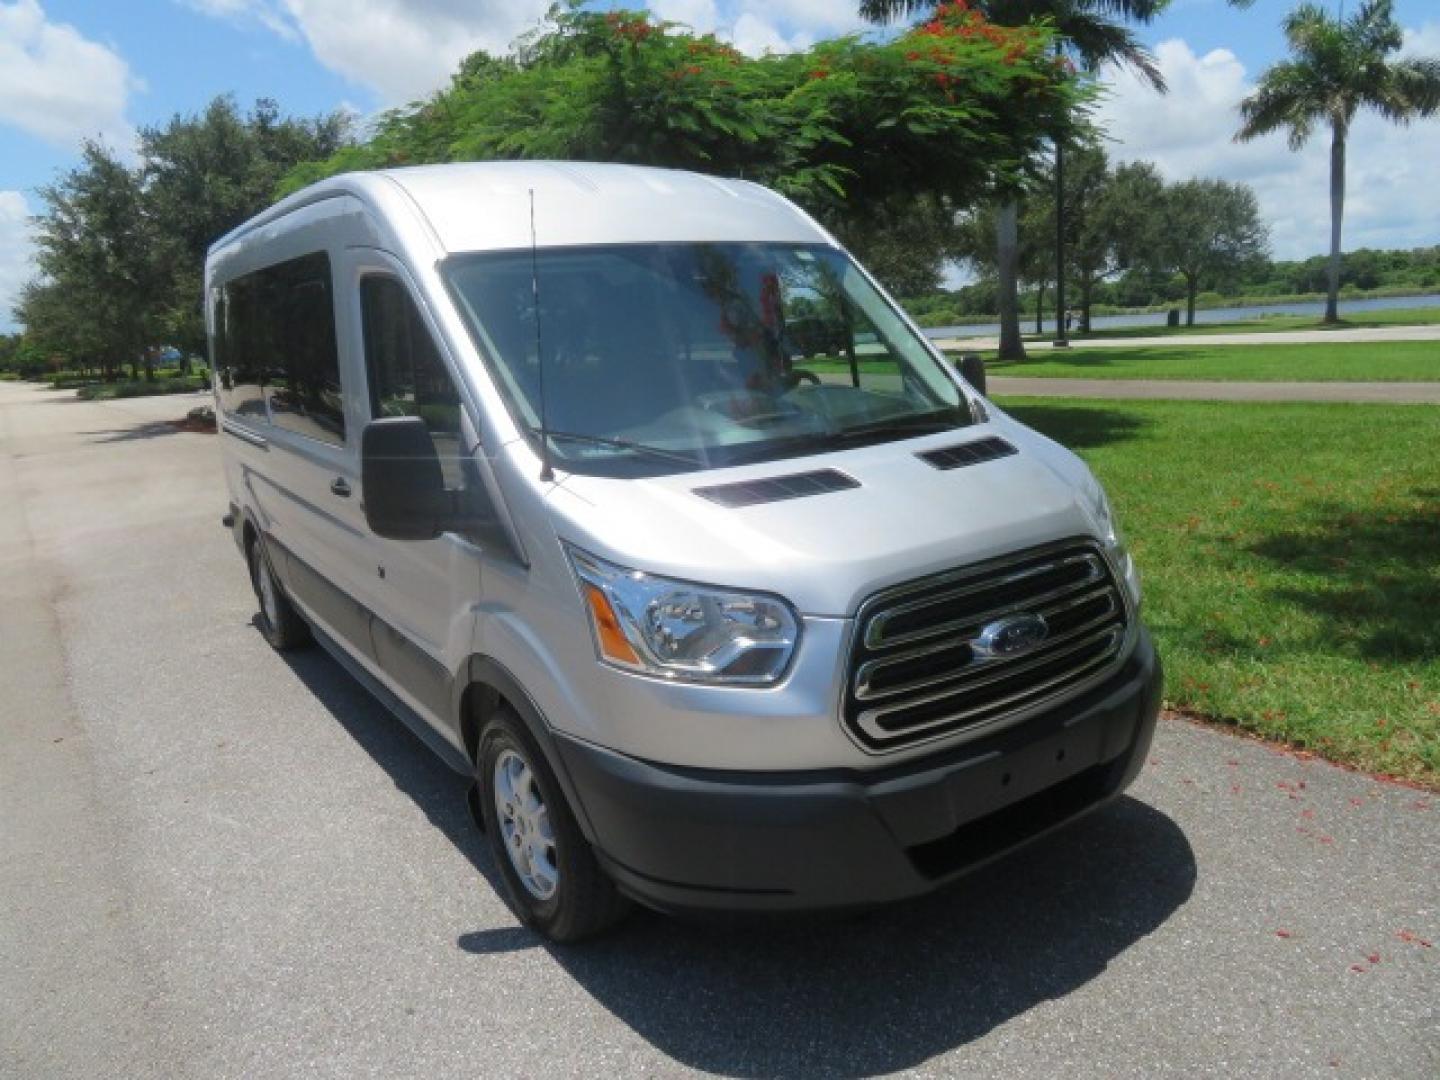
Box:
[1,381,1435,1078]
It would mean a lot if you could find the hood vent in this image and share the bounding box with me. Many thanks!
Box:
[693,468,859,508]
[917,436,1017,471]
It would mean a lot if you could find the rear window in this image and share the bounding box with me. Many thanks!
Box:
[213,252,345,444]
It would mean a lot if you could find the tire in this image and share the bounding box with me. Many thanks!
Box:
[478,706,629,942]
[247,535,311,651]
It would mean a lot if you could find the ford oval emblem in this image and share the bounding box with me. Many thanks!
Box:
[973,613,1049,659]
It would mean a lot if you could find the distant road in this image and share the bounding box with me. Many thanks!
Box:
[933,325,1440,351]
[985,377,1440,403]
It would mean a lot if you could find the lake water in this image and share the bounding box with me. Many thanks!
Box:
[921,293,1440,341]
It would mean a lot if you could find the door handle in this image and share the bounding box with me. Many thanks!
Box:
[330,477,352,498]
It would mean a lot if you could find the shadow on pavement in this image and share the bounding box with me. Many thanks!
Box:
[274,626,1195,1077]
[83,420,195,443]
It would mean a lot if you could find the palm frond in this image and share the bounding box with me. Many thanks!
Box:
[857,0,937,23]
[1367,57,1440,121]
[1060,19,1167,91]
[1236,63,1321,148]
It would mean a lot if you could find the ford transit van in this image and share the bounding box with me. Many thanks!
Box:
[209,162,1162,941]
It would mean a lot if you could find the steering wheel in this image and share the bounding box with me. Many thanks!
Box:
[784,369,822,389]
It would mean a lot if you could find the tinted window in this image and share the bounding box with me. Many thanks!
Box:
[214,253,345,444]
[213,279,265,421]
[362,275,464,487]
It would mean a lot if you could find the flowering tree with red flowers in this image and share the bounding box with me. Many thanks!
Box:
[282,6,1085,293]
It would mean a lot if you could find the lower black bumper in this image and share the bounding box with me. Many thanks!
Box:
[554,630,1163,914]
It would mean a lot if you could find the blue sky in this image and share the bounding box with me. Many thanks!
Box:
[2,0,1439,331]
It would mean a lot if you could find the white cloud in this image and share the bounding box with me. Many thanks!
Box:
[731,12,796,56]
[1097,35,1440,259]
[0,0,138,150]
[650,0,870,58]
[0,191,34,333]
[181,0,876,99]
[1400,21,1440,59]
[180,0,551,104]
[650,0,720,35]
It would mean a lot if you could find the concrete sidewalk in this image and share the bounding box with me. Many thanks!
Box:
[987,376,1440,403]
[936,324,1440,351]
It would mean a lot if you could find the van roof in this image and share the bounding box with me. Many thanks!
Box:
[210,161,833,257]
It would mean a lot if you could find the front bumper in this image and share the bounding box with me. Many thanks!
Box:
[554,629,1162,913]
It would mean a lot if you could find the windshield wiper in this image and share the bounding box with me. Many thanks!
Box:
[719,411,964,465]
[829,410,967,441]
[535,429,706,467]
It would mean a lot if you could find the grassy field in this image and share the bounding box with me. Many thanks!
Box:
[998,396,1439,785]
[981,341,1440,382]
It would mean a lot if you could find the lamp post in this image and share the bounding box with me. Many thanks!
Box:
[1054,137,1068,347]
[1053,41,1069,349]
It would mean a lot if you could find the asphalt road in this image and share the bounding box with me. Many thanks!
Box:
[2,381,1435,1079]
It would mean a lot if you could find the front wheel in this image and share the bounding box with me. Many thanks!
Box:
[478,707,629,942]
[248,536,311,651]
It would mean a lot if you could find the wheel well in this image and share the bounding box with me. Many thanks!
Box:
[460,680,503,765]
[241,519,258,562]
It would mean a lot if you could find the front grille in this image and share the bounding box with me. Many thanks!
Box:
[843,540,1130,751]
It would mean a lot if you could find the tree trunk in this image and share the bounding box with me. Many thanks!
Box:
[1079,280,1093,334]
[1325,122,1346,324]
[1186,272,1198,326]
[995,201,1026,362]
[1035,282,1045,335]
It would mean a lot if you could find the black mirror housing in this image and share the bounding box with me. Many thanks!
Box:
[361,417,454,542]
[957,353,987,396]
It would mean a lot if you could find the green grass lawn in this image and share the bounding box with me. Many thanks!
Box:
[998,396,1439,785]
[982,341,1440,382]
[1056,305,1440,341]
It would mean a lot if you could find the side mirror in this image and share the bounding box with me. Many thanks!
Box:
[957,353,987,396]
[361,417,460,542]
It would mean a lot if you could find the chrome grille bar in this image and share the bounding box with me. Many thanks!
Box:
[842,539,1131,752]
[854,592,1119,702]
[864,553,1105,650]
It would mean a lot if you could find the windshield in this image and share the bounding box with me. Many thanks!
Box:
[444,242,973,477]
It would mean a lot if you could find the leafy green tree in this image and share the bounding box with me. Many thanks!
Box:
[835,195,962,298]
[29,143,160,380]
[1237,0,1440,322]
[1161,178,1269,325]
[141,96,350,359]
[283,7,1082,266]
[860,0,1167,359]
[1054,150,1167,331]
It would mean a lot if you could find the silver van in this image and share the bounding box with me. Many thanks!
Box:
[209,162,1162,941]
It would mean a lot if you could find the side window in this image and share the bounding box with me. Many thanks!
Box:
[361,275,465,487]
[215,252,345,443]
[264,254,345,445]
[214,275,267,421]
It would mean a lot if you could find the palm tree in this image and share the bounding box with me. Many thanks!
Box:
[1238,0,1440,323]
[859,0,1167,361]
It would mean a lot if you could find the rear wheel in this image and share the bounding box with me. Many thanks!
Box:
[478,707,629,942]
[247,535,311,651]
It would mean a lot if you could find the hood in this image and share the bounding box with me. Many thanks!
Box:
[539,417,1105,617]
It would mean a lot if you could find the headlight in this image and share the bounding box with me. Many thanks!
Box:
[1082,474,1140,606]
[565,546,800,685]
